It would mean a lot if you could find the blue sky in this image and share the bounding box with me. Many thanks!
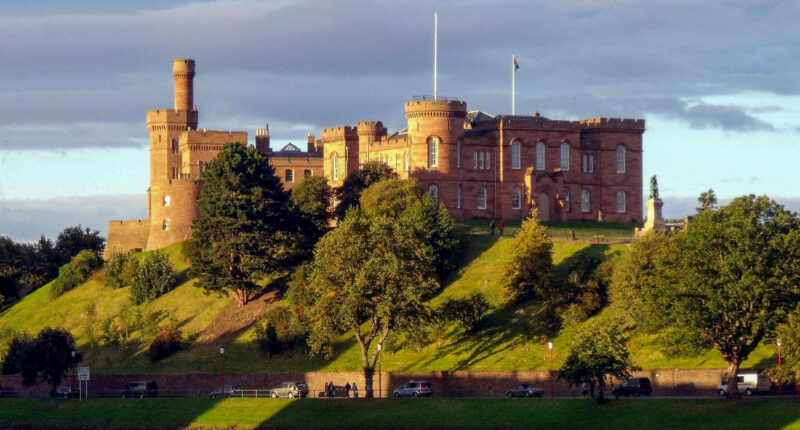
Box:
[1,0,799,241]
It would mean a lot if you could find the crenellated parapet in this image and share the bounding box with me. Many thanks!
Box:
[578,117,646,131]
[356,121,387,137]
[321,125,358,141]
[405,97,467,119]
[146,109,198,131]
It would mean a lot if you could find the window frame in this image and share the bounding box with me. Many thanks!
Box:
[332,152,339,181]
[427,136,438,168]
[429,184,438,203]
[285,169,294,183]
[162,219,170,231]
[304,169,313,177]
[536,141,545,170]
[511,186,521,209]
[560,142,570,171]
[477,186,487,210]
[581,189,591,213]
[617,190,626,213]
[511,140,521,169]
[163,196,171,207]
[616,144,626,173]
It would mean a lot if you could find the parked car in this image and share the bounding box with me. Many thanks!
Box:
[56,385,78,398]
[505,383,544,398]
[612,378,652,398]
[121,381,159,398]
[393,381,433,398]
[717,374,771,396]
[270,382,309,398]
[210,385,242,398]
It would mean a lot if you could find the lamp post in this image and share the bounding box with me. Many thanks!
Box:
[377,343,382,399]
[220,346,225,394]
[777,339,782,399]
[71,350,76,397]
[548,341,554,399]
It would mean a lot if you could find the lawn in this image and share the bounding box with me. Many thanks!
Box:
[2,398,800,429]
[462,219,637,241]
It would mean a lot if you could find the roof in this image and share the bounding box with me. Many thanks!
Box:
[279,143,302,152]
[465,110,495,125]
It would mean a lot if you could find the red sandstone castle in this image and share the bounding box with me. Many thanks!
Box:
[106,59,644,255]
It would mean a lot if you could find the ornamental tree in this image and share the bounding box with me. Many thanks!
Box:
[306,210,438,397]
[189,143,303,306]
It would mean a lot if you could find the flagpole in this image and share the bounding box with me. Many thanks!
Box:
[434,12,438,101]
[512,55,516,115]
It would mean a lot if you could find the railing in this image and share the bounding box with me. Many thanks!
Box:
[411,95,461,102]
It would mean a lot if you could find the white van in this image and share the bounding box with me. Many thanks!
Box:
[716,373,771,396]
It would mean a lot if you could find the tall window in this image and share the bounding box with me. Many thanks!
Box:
[536,141,545,170]
[427,136,438,167]
[285,169,294,182]
[457,184,462,208]
[199,161,206,174]
[581,154,594,173]
[171,139,179,154]
[477,187,487,210]
[617,145,626,173]
[479,152,485,169]
[163,196,171,207]
[404,151,409,171]
[563,188,570,212]
[485,151,490,170]
[429,184,438,203]
[581,189,590,213]
[617,191,626,213]
[172,167,178,179]
[457,139,462,169]
[511,140,521,169]
[332,152,339,181]
[304,169,312,177]
[560,142,570,170]
[511,186,521,209]
[473,151,478,169]
[162,219,170,231]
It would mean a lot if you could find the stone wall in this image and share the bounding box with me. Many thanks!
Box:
[104,219,150,259]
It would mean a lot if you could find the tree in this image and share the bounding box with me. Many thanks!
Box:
[103,250,137,289]
[770,310,800,386]
[653,195,800,398]
[334,161,397,220]
[130,251,177,304]
[558,318,639,403]
[290,175,333,242]
[50,249,103,299]
[500,209,556,306]
[55,225,105,263]
[360,178,424,217]
[306,210,438,397]
[696,188,718,213]
[2,328,81,396]
[190,143,303,306]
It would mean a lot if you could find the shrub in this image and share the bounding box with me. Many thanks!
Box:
[49,250,103,299]
[103,251,136,289]
[438,292,491,332]
[130,252,177,304]
[500,209,556,306]
[254,319,280,357]
[148,325,183,362]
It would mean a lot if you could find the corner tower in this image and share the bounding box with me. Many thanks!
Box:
[405,97,466,175]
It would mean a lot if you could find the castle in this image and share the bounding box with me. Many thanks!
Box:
[106,59,644,255]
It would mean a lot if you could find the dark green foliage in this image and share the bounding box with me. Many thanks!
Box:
[501,209,556,306]
[189,143,304,306]
[775,310,800,381]
[1,328,81,396]
[103,251,137,289]
[50,250,103,299]
[438,293,490,332]
[334,161,397,220]
[696,188,718,213]
[1,332,34,375]
[360,178,424,217]
[56,225,105,261]
[130,252,177,304]
[148,325,183,362]
[563,255,615,320]
[290,175,333,242]
[254,319,280,357]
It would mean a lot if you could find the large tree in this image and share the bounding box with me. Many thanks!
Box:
[290,175,333,242]
[189,143,303,306]
[56,225,105,262]
[334,161,397,220]
[696,188,718,213]
[2,328,82,396]
[653,195,800,397]
[500,209,557,306]
[306,210,438,397]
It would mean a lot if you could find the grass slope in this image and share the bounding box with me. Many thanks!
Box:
[2,398,800,430]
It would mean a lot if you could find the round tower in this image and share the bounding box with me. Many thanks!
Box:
[405,98,466,175]
[173,59,195,112]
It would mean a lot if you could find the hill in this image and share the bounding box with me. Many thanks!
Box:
[0,225,779,375]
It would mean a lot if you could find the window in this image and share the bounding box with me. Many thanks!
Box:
[304,169,312,177]
[477,187,487,210]
[511,186,521,209]
[563,188,570,212]
[457,184,462,208]
[285,169,294,182]
[485,151,490,170]
[332,153,339,180]
[457,139,462,168]
[581,154,594,173]
[581,189,590,213]
[536,141,545,170]
[429,184,438,203]
[394,154,398,171]
[479,152,485,169]
[427,136,438,167]
[511,140,521,169]
[171,139,179,154]
[617,191,626,213]
[617,145,626,173]
[199,161,206,174]
[163,196,171,207]
[162,219,170,230]
[473,151,478,169]
[172,167,178,179]
[404,151,409,171]
[560,142,570,170]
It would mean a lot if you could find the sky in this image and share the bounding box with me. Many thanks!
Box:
[1,0,799,241]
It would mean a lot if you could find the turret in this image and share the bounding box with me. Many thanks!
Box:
[173,59,195,112]
[307,132,317,153]
[405,97,467,174]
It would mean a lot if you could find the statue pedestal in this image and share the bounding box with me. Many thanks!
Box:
[636,198,665,237]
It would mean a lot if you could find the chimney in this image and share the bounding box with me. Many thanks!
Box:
[255,124,270,153]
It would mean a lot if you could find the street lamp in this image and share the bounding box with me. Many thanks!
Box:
[777,339,783,399]
[220,346,225,394]
[377,343,382,399]
[71,350,77,395]
[548,341,554,399]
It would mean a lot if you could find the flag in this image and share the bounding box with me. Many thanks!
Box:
[513,57,520,71]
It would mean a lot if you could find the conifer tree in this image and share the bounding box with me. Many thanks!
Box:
[500,209,556,305]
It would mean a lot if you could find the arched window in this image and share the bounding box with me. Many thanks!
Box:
[536,141,545,170]
[404,151,409,171]
[163,196,171,207]
[285,169,294,183]
[304,169,313,177]
[477,187,487,210]
[581,189,590,213]
[511,140,521,169]
[479,152,485,169]
[427,136,438,167]
[617,191,626,213]
[162,219,170,231]
[511,186,521,209]
[560,142,570,171]
[429,184,438,203]
[171,139,179,154]
[616,145,626,173]
[562,188,570,212]
[332,152,339,181]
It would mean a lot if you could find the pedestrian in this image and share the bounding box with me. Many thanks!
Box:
[324,382,329,397]
[498,220,505,236]
[352,382,359,398]
[345,382,351,398]
[489,220,496,237]
[597,209,603,223]
[329,380,335,397]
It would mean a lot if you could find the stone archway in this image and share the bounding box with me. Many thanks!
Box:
[536,193,550,221]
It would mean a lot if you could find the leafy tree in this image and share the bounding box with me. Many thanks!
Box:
[653,195,800,398]
[770,310,800,385]
[103,250,137,289]
[254,319,281,357]
[50,250,103,299]
[360,178,424,217]
[190,143,303,306]
[56,225,105,262]
[148,324,183,362]
[696,188,718,213]
[130,252,177,304]
[306,210,438,397]
[500,209,556,306]
[2,328,82,396]
[334,161,397,220]
[558,318,639,403]
[437,292,490,332]
[290,175,333,242]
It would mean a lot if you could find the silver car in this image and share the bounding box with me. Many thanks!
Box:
[270,382,309,398]
[505,384,544,398]
[393,381,433,397]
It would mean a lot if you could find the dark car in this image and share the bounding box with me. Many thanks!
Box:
[56,385,78,398]
[393,381,433,398]
[505,384,544,398]
[210,385,243,398]
[612,378,652,398]
[121,381,159,398]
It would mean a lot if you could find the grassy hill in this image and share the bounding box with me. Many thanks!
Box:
[0,225,779,375]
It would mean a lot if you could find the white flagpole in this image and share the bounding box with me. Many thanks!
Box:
[512,55,516,115]
[434,12,438,101]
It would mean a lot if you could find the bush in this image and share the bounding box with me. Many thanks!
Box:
[130,252,177,304]
[438,292,491,332]
[254,319,280,357]
[103,251,137,289]
[148,325,183,362]
[49,250,102,299]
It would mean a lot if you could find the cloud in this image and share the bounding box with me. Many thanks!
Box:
[721,176,760,184]
[0,194,146,242]
[659,194,800,219]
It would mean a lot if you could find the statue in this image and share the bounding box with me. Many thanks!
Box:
[649,175,660,200]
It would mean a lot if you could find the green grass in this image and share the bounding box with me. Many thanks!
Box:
[2,398,800,429]
[462,219,637,241]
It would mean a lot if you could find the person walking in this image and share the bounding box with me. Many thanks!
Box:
[328,380,335,398]
[352,382,359,398]
[489,220,496,237]
[345,382,351,398]
[498,220,505,237]
[324,382,329,398]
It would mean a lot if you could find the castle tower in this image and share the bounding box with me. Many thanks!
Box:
[357,121,387,162]
[321,126,359,187]
[405,98,466,176]
[173,59,195,111]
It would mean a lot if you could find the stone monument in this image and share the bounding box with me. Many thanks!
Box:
[636,175,665,237]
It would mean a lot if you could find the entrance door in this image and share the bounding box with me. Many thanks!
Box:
[536,193,550,221]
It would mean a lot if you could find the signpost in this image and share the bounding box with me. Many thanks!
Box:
[77,366,90,400]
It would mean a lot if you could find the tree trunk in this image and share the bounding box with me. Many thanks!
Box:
[363,366,375,398]
[596,380,605,404]
[726,361,741,399]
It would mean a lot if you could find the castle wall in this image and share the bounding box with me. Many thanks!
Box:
[147,179,201,251]
[269,155,324,191]
[104,219,150,259]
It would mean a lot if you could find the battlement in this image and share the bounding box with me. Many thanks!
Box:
[172,58,195,76]
[579,117,646,129]
[146,109,198,128]
[180,129,247,148]
[321,126,358,140]
[256,126,270,137]
[357,121,387,136]
[405,97,467,118]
